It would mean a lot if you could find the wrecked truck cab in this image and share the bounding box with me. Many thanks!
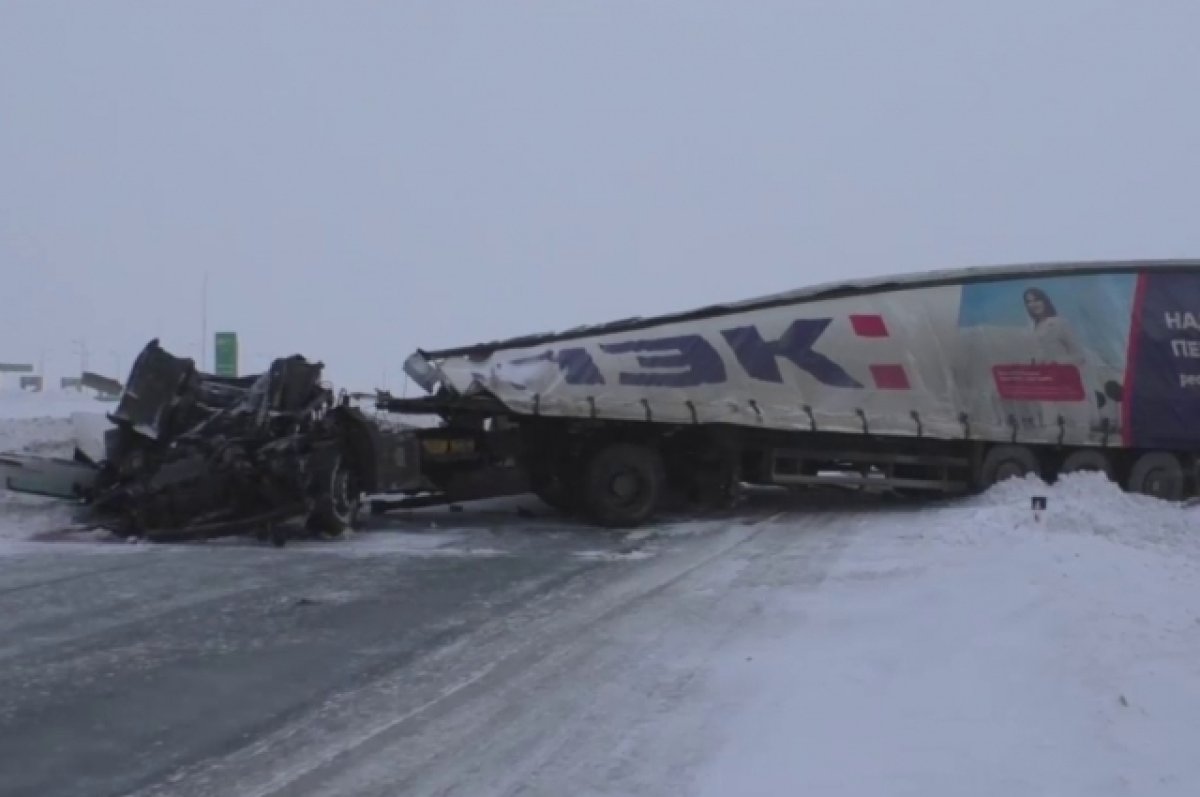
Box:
[1,339,423,544]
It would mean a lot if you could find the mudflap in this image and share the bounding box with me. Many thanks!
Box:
[0,454,98,500]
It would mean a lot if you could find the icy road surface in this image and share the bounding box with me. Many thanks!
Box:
[2,401,1200,796]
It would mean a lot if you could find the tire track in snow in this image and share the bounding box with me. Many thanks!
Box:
[127,508,862,797]
[407,511,857,797]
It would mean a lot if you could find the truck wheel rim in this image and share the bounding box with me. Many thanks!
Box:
[1142,468,1169,496]
[331,464,358,520]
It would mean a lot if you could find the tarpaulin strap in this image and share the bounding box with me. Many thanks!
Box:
[856,409,869,434]
[803,405,816,431]
[911,410,923,437]
[686,400,698,424]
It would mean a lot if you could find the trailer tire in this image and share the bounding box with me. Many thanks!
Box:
[581,442,665,528]
[1059,450,1114,480]
[978,444,1040,488]
[1127,451,1185,501]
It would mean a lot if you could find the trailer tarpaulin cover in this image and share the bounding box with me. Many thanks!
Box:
[413,263,1200,450]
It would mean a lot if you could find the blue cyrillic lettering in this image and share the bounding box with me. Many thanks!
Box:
[600,335,727,387]
[721,319,862,388]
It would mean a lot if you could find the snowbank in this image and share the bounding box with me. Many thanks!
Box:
[0,389,107,458]
[955,471,1200,560]
[691,473,1200,796]
[0,388,108,421]
[0,392,100,465]
[0,415,77,457]
[0,391,104,546]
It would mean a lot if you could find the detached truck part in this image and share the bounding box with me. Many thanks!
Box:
[377,260,1200,526]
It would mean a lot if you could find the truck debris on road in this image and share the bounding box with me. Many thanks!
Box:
[0,340,415,543]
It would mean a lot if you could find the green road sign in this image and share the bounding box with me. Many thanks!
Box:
[214,332,238,377]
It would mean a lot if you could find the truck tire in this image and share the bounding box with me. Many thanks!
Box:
[1059,450,1114,480]
[307,452,363,535]
[978,444,1040,488]
[1127,452,1185,501]
[581,442,665,528]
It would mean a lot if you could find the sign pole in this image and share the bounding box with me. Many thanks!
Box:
[201,271,209,370]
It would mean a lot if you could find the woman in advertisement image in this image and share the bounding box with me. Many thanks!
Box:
[1023,288,1087,367]
[1022,286,1097,437]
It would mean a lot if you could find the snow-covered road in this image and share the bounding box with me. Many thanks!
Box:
[2,399,1200,797]
[177,484,1200,797]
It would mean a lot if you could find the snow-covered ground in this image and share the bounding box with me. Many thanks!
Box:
[3,391,1200,795]
[98,472,1199,797]
[688,476,1200,796]
[0,388,108,423]
[0,396,92,457]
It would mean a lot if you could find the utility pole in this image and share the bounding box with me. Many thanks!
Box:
[201,271,209,370]
[71,339,89,374]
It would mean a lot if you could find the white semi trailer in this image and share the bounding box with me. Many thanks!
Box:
[377,260,1200,525]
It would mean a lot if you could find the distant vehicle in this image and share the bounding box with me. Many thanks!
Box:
[372,259,1200,526]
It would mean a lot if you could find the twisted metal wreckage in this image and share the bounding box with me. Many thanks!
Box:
[0,340,414,544]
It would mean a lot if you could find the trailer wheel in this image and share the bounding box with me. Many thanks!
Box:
[307,453,362,535]
[978,444,1040,488]
[1127,452,1185,501]
[582,442,665,528]
[1059,450,1114,480]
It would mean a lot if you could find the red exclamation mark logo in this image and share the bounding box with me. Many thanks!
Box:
[850,314,911,390]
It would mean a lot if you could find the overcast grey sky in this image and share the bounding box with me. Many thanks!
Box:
[3,1,1199,390]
